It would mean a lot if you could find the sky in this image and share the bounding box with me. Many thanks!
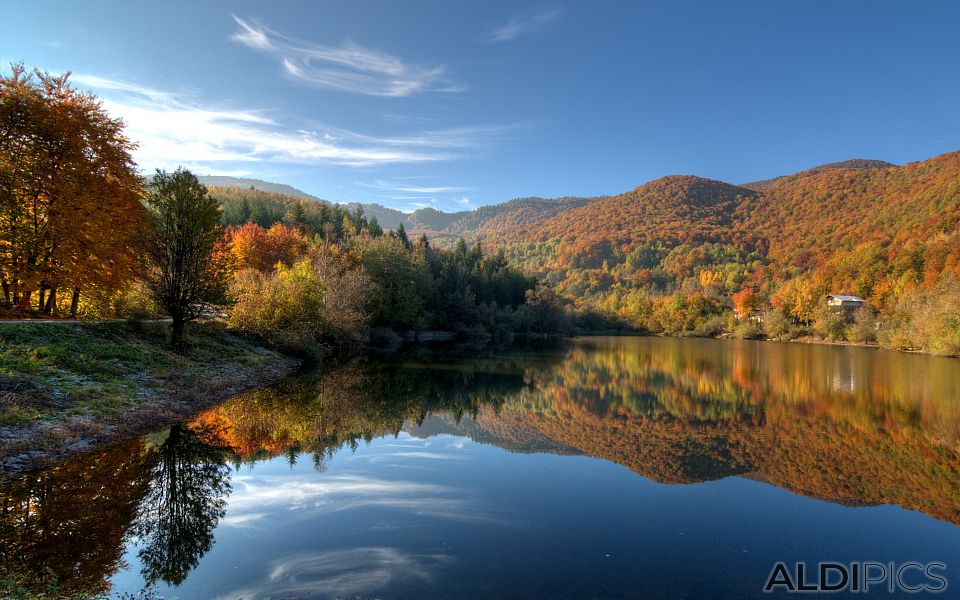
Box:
[4,1,960,212]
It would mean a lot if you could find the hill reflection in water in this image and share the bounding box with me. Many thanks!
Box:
[2,337,958,597]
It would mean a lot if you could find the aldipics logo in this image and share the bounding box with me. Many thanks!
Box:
[763,562,947,594]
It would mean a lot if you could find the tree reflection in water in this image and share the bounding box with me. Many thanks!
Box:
[0,441,152,596]
[0,423,234,596]
[131,423,233,587]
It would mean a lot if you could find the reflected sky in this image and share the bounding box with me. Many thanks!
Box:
[3,337,960,599]
[115,432,960,599]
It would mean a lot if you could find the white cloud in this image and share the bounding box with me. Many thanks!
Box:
[357,179,474,194]
[488,9,562,43]
[70,74,506,170]
[231,16,461,97]
[455,197,475,208]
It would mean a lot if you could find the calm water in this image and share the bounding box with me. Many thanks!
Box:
[3,337,960,599]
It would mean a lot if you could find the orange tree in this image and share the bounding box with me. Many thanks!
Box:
[0,64,145,315]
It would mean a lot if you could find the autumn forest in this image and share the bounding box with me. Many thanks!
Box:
[2,65,959,356]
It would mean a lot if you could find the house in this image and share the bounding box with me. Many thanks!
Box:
[826,294,864,323]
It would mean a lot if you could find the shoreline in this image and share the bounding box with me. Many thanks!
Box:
[0,322,952,479]
[0,321,301,478]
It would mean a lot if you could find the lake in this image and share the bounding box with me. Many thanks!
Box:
[2,337,960,599]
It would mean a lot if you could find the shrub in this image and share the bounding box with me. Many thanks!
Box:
[734,319,765,340]
[229,261,326,356]
[762,308,791,341]
[229,254,373,355]
[846,307,877,343]
[884,276,960,356]
[813,307,846,341]
[694,314,727,337]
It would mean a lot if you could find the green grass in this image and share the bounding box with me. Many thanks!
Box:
[0,321,293,428]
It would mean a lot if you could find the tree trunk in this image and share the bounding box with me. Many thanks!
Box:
[38,288,46,312]
[2,282,9,304]
[70,288,81,318]
[171,315,185,346]
[43,288,57,316]
[18,290,31,311]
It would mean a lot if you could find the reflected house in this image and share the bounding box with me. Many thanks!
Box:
[826,294,864,323]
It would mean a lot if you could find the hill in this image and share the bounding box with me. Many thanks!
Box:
[197,177,596,242]
[442,196,597,238]
[743,158,897,192]
[344,203,411,230]
[195,175,322,201]
[486,151,960,351]
[197,152,959,352]
[508,176,757,252]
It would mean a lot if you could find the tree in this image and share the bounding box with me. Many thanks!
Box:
[0,64,145,314]
[287,201,306,228]
[142,169,230,345]
[356,235,432,328]
[226,222,309,272]
[395,222,410,248]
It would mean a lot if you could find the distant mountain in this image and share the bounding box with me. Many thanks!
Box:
[407,207,467,232]
[195,175,601,242]
[196,176,323,201]
[343,203,410,230]
[441,196,597,238]
[349,196,601,243]
[743,158,897,192]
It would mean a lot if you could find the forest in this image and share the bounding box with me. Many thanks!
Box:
[486,157,960,355]
[2,64,959,356]
[0,66,570,355]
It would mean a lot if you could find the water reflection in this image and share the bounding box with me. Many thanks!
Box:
[132,424,233,586]
[0,441,152,596]
[1,337,958,597]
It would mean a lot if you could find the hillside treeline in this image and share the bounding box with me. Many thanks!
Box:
[488,157,960,355]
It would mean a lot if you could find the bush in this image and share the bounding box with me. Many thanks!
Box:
[311,250,374,346]
[813,307,846,341]
[734,319,765,340]
[694,314,727,337]
[229,253,373,356]
[883,276,960,356]
[762,308,791,341]
[366,327,403,351]
[846,307,877,343]
[229,261,326,356]
[517,286,572,335]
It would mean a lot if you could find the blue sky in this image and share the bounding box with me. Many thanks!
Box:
[5,1,960,212]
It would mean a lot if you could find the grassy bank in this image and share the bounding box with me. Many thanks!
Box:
[0,321,299,475]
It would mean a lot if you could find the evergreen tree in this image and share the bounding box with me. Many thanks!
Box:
[396,222,410,248]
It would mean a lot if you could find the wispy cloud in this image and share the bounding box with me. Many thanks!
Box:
[70,74,507,170]
[220,548,453,600]
[231,16,461,97]
[488,8,562,43]
[357,179,474,194]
